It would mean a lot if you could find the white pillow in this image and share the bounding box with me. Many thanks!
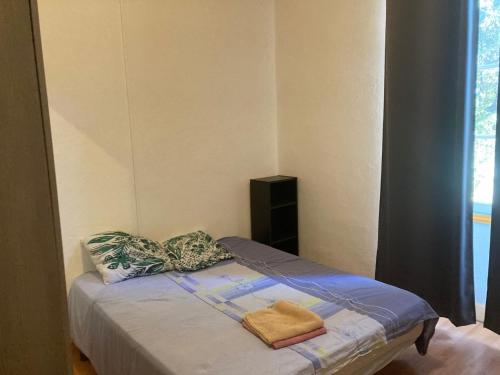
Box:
[83,231,173,284]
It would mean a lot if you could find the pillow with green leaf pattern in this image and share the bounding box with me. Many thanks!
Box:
[84,231,173,284]
[162,231,233,272]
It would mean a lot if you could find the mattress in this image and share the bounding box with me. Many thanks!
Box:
[69,237,437,375]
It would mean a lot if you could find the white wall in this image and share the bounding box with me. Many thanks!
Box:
[38,1,138,288]
[275,0,386,277]
[39,0,278,288]
[121,0,278,241]
[40,0,385,286]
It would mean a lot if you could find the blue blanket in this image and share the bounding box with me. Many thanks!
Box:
[218,237,438,355]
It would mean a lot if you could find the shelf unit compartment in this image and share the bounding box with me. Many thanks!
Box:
[270,179,297,207]
[272,237,298,255]
[271,205,298,243]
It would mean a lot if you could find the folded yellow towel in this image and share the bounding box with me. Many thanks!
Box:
[243,300,324,344]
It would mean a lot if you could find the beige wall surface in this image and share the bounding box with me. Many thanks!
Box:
[38,1,138,288]
[275,0,386,276]
[121,0,278,241]
[39,0,385,287]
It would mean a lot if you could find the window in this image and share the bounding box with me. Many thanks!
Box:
[473,0,500,316]
[473,0,500,206]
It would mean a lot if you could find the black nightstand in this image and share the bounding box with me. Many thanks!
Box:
[250,175,298,255]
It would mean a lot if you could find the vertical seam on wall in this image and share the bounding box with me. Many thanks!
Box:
[272,0,280,174]
[118,0,140,234]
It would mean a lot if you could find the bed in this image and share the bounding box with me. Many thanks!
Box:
[69,237,438,375]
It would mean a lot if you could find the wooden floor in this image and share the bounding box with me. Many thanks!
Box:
[72,344,96,375]
[377,318,500,375]
[73,319,500,375]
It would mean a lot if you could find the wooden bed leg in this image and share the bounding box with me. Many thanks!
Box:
[79,350,89,362]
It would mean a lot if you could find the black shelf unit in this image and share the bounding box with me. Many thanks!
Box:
[250,175,298,255]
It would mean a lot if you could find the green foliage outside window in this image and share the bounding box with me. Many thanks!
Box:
[473,0,500,203]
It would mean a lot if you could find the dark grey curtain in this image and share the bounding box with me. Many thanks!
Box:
[484,55,500,334]
[376,0,478,326]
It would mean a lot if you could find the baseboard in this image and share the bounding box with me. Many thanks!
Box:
[476,303,485,323]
